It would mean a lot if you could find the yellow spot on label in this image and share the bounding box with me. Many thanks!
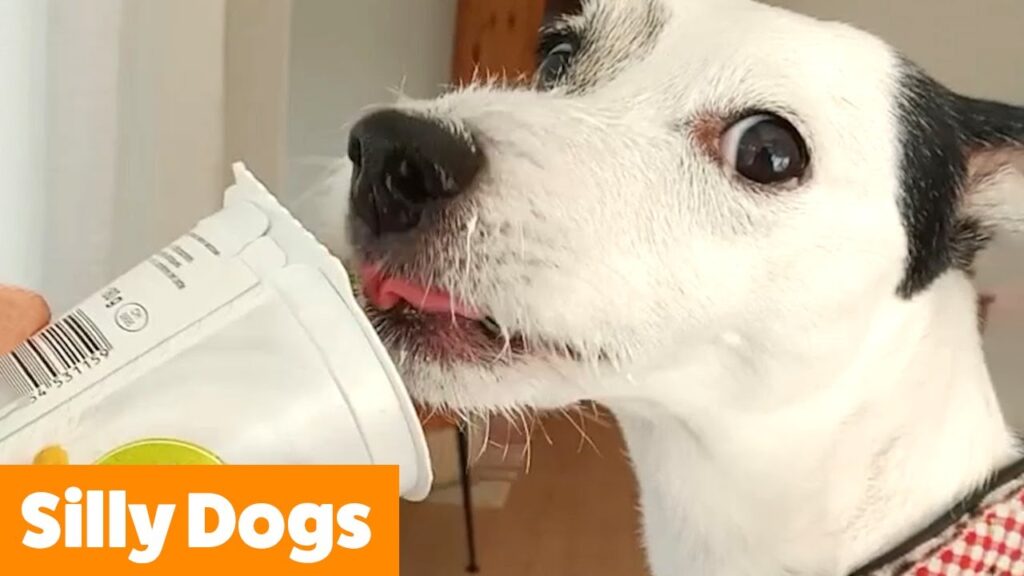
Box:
[33,446,69,465]
[97,439,222,465]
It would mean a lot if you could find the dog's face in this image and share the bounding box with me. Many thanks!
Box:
[342,0,1024,415]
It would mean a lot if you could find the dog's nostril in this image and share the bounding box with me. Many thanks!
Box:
[386,156,434,204]
[348,137,363,169]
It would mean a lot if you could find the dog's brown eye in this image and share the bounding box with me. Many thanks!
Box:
[721,114,809,185]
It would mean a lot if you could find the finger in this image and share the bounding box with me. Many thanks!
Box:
[0,286,51,355]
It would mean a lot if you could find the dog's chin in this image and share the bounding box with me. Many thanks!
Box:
[366,303,527,364]
[365,304,594,413]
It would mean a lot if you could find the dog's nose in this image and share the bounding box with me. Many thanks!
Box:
[348,110,482,236]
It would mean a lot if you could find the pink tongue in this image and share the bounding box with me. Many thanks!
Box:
[360,264,481,319]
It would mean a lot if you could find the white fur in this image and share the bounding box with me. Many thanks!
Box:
[312,1,1023,573]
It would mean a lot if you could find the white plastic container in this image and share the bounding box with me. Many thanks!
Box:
[0,164,432,501]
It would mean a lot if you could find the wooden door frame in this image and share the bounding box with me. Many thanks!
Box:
[451,0,546,84]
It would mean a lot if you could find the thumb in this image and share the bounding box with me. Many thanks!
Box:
[0,285,51,355]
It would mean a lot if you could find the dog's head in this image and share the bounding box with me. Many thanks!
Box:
[341,0,1024,415]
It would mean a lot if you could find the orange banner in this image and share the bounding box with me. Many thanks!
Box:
[0,465,398,575]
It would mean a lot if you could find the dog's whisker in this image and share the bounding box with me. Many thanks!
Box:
[536,417,555,446]
[422,404,439,425]
[419,273,436,311]
[562,407,601,456]
[449,293,458,326]
[502,408,524,435]
[501,420,513,462]
[518,408,534,444]
[522,436,533,475]
[462,211,479,299]
[475,414,493,463]
[521,412,535,475]
[580,408,612,429]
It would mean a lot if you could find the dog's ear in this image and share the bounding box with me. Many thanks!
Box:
[895,72,1024,295]
[959,97,1024,234]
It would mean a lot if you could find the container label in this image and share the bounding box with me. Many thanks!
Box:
[0,204,267,430]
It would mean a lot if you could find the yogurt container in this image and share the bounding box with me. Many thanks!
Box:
[0,163,432,501]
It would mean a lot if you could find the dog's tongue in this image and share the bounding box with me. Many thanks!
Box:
[359,264,481,319]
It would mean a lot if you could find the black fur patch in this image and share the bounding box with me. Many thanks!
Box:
[950,217,993,274]
[894,67,967,297]
[895,63,1024,297]
[957,96,1024,149]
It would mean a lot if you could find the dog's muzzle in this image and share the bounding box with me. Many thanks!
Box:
[347,110,482,237]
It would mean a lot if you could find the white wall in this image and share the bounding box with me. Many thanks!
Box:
[767,0,1024,104]
[3,0,454,312]
[64,1,226,313]
[769,0,1024,426]
[0,1,47,293]
[110,1,227,294]
[5,0,229,313]
[284,0,458,207]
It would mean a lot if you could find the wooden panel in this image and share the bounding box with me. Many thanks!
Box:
[402,416,647,576]
[545,0,582,20]
[451,0,547,84]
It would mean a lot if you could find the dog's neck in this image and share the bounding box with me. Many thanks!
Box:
[605,272,1018,576]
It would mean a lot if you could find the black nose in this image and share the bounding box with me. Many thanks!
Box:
[348,110,482,236]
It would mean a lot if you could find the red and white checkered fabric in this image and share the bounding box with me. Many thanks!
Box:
[860,474,1024,576]
[909,496,1024,575]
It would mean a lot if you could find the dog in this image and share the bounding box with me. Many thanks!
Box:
[313,0,1024,573]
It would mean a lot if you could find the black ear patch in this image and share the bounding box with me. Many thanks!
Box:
[895,68,966,297]
[895,63,1024,298]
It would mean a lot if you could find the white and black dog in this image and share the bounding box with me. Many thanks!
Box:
[318,0,1024,573]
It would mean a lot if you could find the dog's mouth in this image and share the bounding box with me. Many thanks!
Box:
[359,263,533,364]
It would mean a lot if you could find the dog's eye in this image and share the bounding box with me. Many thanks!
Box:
[537,41,575,89]
[721,114,809,185]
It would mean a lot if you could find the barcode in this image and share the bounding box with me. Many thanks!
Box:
[0,309,112,399]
